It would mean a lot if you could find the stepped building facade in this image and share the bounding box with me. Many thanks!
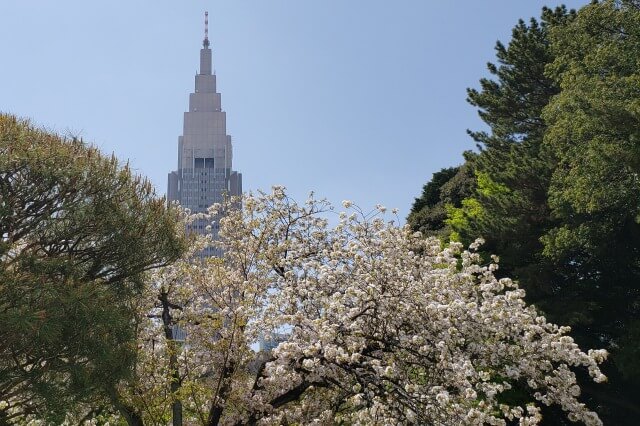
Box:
[168,13,242,254]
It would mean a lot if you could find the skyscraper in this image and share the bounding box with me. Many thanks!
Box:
[168,12,242,254]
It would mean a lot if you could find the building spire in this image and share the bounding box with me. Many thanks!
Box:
[203,11,210,48]
[199,11,213,74]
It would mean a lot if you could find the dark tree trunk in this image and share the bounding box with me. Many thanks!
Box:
[207,361,235,426]
[160,290,183,426]
[172,399,183,426]
[243,381,315,426]
[114,401,144,426]
[123,411,144,426]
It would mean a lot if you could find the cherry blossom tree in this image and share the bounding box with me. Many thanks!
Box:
[113,187,607,426]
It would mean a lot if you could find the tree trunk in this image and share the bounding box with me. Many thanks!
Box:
[160,290,183,426]
[170,348,183,426]
[207,361,235,426]
[243,381,314,426]
[122,411,144,426]
[114,401,144,426]
[172,399,183,426]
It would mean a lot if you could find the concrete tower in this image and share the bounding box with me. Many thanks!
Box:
[168,12,242,254]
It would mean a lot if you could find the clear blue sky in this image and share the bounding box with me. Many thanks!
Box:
[0,1,588,218]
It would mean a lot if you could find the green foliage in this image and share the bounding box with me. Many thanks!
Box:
[475,171,509,198]
[407,155,475,239]
[540,1,640,411]
[456,6,572,278]
[543,0,640,265]
[616,320,640,381]
[0,114,187,422]
[412,2,640,422]
[445,197,483,242]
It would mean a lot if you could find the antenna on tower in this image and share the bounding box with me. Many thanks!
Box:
[203,11,210,48]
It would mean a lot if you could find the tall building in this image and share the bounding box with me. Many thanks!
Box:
[168,12,242,255]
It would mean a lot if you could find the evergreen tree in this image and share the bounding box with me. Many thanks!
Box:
[542,0,640,417]
[433,3,640,421]
[407,153,475,239]
[0,115,187,422]
[453,6,573,296]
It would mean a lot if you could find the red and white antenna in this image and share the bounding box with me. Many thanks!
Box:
[203,11,210,47]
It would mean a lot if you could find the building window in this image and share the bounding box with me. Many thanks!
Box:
[195,158,214,169]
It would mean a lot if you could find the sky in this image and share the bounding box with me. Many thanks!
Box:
[0,0,589,219]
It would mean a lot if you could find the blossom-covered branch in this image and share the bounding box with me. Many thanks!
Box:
[110,187,606,426]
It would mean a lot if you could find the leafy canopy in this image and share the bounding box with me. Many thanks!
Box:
[0,114,187,422]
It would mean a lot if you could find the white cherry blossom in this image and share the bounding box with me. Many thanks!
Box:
[108,188,606,425]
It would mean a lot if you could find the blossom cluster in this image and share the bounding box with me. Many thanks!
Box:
[111,188,606,425]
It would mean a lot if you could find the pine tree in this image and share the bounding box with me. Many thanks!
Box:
[457,7,573,291]
[436,3,640,421]
[0,115,187,422]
